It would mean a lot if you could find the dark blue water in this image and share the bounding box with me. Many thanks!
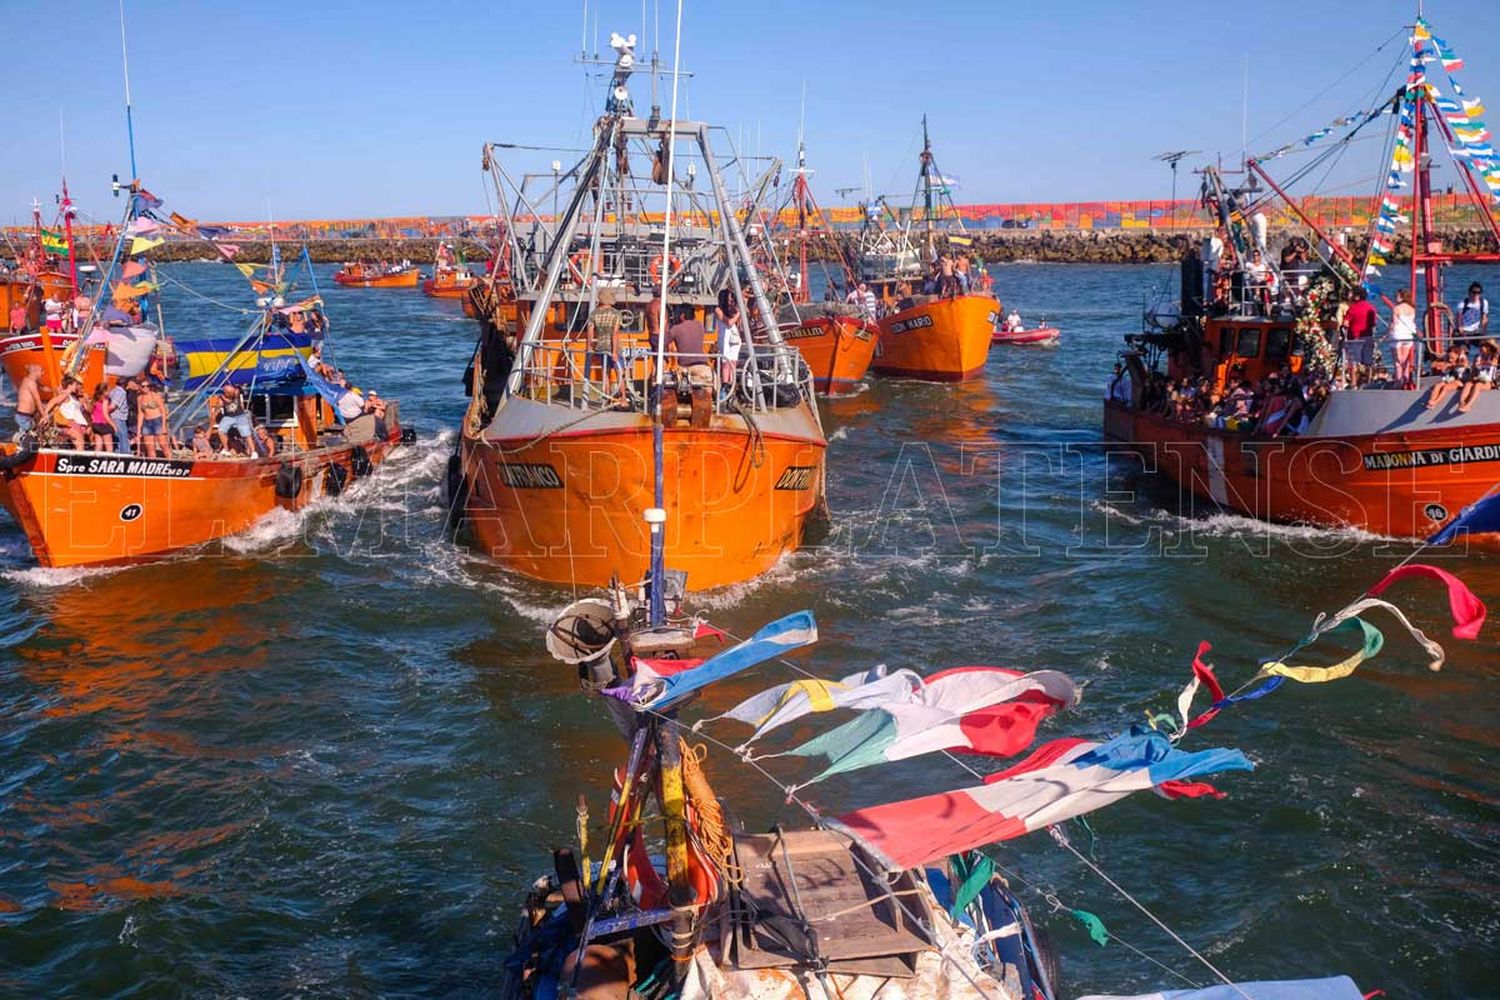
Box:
[0,261,1494,998]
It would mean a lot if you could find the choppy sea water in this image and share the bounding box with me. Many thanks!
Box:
[0,261,1494,998]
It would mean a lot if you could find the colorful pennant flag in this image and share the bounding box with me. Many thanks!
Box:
[121,260,148,280]
[779,667,1080,788]
[129,236,163,255]
[607,611,819,710]
[1261,618,1384,684]
[1365,563,1486,640]
[831,728,1252,870]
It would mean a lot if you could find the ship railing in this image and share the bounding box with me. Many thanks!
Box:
[511,341,812,417]
[1349,329,1499,391]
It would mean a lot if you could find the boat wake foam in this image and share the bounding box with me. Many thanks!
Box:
[1090,500,1390,545]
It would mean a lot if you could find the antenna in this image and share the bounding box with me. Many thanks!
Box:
[1152,150,1202,228]
[1240,53,1249,169]
[796,80,807,169]
[119,0,138,179]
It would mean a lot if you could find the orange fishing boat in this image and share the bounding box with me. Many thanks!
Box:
[777,307,878,394]
[421,243,478,298]
[0,194,91,395]
[0,180,411,568]
[860,118,997,381]
[333,261,419,288]
[453,38,826,590]
[767,141,879,395]
[1107,14,1500,541]
[873,293,997,380]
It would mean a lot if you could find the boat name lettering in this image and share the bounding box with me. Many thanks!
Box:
[786,325,826,341]
[53,455,194,478]
[1362,444,1500,471]
[499,462,564,488]
[774,465,817,491]
[887,315,933,334]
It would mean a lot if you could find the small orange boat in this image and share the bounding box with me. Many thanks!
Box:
[1,192,91,395]
[1,269,82,392]
[769,143,879,395]
[778,307,879,394]
[1107,20,1500,543]
[421,243,478,298]
[423,267,477,298]
[859,118,997,381]
[456,59,827,591]
[332,261,419,288]
[873,293,997,381]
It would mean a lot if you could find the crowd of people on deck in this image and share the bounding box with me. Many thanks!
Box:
[818,251,992,320]
[572,283,762,406]
[1114,271,1499,432]
[11,358,389,459]
[1116,361,1334,438]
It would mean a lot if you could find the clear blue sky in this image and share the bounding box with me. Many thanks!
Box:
[2,0,1496,224]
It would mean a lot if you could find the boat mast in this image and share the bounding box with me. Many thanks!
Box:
[118,0,139,181]
[649,3,686,629]
[794,138,809,302]
[920,114,935,259]
[59,117,79,297]
[1408,75,1441,340]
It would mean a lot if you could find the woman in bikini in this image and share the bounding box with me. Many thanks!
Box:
[136,381,170,458]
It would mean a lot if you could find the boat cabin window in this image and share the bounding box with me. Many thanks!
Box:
[1266,327,1292,365]
[1235,327,1261,358]
[254,393,297,426]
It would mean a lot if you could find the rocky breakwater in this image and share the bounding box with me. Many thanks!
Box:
[967,227,1500,264]
[66,227,1499,268]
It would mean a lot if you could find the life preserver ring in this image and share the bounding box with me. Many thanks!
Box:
[609,766,719,911]
[648,253,682,288]
[619,824,718,910]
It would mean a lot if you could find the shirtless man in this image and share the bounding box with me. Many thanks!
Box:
[14,364,42,436]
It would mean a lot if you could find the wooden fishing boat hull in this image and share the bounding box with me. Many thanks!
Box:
[422,275,477,299]
[459,405,826,590]
[1,330,83,389]
[992,326,1059,346]
[1103,394,1500,539]
[779,313,879,395]
[332,268,419,288]
[873,294,996,381]
[0,426,403,568]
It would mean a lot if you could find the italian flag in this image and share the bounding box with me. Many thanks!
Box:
[781,666,1080,788]
[831,728,1252,870]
